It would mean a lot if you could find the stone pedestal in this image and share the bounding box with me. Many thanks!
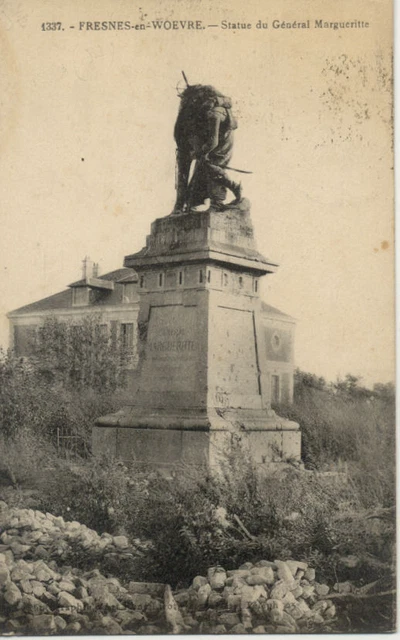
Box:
[93,201,300,471]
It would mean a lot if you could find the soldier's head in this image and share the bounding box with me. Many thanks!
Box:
[178,85,226,116]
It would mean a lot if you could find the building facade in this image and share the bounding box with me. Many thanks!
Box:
[8,259,295,405]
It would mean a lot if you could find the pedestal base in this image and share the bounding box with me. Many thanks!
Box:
[92,422,301,472]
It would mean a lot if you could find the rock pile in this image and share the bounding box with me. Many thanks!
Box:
[0,503,164,634]
[0,501,150,571]
[0,501,338,634]
[172,560,337,633]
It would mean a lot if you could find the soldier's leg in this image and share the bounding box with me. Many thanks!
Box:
[172,148,191,213]
[207,163,242,207]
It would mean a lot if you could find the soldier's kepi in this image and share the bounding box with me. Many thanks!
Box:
[171,74,249,214]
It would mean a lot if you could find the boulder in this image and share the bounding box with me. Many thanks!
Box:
[250,566,275,584]
[226,569,251,579]
[217,612,241,627]
[29,614,56,634]
[207,566,227,589]
[255,560,277,569]
[226,594,241,610]
[270,580,288,600]
[286,560,308,576]
[117,610,146,629]
[58,580,76,593]
[231,622,247,633]
[208,591,224,608]
[113,535,129,549]
[129,592,153,610]
[21,594,49,614]
[58,591,84,611]
[241,584,267,606]
[246,574,270,586]
[31,581,46,598]
[0,563,10,587]
[65,620,81,632]
[304,567,316,581]
[302,584,315,599]
[265,598,284,613]
[4,583,22,606]
[192,575,209,590]
[197,583,212,606]
[275,560,296,585]
[20,580,34,594]
[285,601,305,620]
[325,605,336,619]
[334,581,353,593]
[315,583,330,596]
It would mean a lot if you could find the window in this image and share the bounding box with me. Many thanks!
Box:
[178,271,183,286]
[139,275,145,289]
[121,323,134,355]
[72,287,89,306]
[199,269,203,283]
[207,270,211,283]
[13,325,37,357]
[223,273,228,287]
[271,375,280,404]
[271,332,281,352]
[123,283,136,303]
[158,273,164,287]
[238,276,243,289]
[254,279,258,293]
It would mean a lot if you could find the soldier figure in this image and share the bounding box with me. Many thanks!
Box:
[172,84,243,214]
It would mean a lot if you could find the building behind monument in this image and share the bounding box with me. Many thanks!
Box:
[8,257,295,407]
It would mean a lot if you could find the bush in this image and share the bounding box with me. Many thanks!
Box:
[0,429,57,488]
[37,455,151,536]
[33,315,128,393]
[276,371,395,511]
[0,346,134,454]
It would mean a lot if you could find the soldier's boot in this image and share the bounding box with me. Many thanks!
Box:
[227,180,242,205]
[171,193,186,215]
[211,176,242,208]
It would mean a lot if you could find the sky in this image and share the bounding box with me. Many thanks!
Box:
[0,0,394,387]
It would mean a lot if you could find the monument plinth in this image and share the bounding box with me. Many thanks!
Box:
[93,202,300,470]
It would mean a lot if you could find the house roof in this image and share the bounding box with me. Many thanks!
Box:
[8,268,137,316]
[68,268,137,287]
[261,301,295,321]
[8,268,294,322]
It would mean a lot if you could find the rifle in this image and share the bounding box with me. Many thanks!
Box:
[181,70,190,87]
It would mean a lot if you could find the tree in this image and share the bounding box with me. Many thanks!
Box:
[32,314,126,393]
[373,382,395,401]
[333,374,372,399]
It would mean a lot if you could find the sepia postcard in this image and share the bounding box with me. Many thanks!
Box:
[0,0,395,635]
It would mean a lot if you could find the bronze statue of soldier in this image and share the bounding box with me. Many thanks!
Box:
[172,82,243,214]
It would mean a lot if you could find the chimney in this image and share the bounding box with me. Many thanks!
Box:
[92,263,99,278]
[82,255,92,281]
